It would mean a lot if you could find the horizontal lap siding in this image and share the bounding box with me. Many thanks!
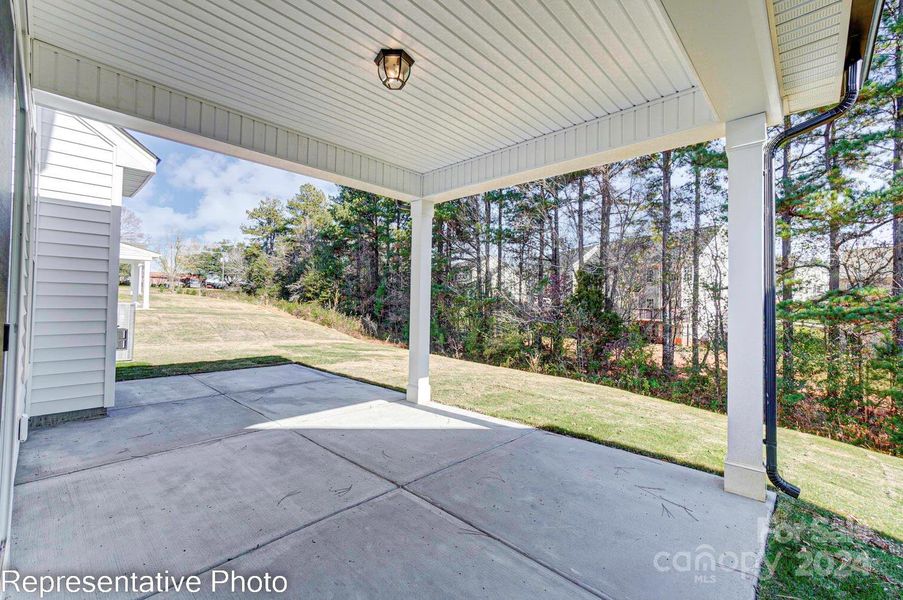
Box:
[30,109,115,416]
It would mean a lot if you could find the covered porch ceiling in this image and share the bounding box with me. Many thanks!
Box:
[21,0,879,202]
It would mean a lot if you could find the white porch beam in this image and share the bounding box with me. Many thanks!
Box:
[29,41,420,202]
[407,199,435,404]
[421,89,720,203]
[724,112,768,501]
[659,0,783,125]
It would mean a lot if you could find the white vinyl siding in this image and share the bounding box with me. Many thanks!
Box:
[29,108,117,417]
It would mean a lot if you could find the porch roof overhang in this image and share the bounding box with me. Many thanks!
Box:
[89,120,159,197]
[21,0,881,203]
[119,242,159,263]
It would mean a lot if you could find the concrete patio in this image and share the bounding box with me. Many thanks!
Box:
[11,365,774,599]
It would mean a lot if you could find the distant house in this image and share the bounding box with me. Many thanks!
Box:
[451,225,729,346]
[786,245,893,301]
[572,226,727,345]
[149,272,169,286]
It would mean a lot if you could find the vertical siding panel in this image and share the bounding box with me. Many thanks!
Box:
[240,115,253,148]
[678,92,694,129]
[135,82,154,119]
[252,121,265,153]
[199,103,215,138]
[98,68,117,108]
[55,54,77,97]
[227,112,242,146]
[214,107,229,141]
[153,88,170,123]
[76,62,95,102]
[185,98,201,133]
[169,94,187,129]
[264,124,277,155]
[117,76,136,115]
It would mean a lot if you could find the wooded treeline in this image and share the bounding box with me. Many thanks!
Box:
[166,3,903,455]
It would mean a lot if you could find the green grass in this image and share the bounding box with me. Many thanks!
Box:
[119,290,902,596]
[116,355,292,381]
[760,497,902,599]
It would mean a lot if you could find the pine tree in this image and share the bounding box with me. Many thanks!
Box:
[241,197,287,256]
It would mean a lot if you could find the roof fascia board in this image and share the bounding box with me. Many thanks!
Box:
[747,0,785,123]
[90,120,159,173]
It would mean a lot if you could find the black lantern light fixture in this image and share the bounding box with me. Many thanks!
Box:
[375,49,414,90]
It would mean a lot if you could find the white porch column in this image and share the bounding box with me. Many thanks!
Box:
[724,113,767,501]
[142,259,151,309]
[407,199,435,404]
[130,262,139,304]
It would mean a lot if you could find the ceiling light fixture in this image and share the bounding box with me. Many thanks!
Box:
[375,49,414,90]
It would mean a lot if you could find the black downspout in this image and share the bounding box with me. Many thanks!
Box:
[763,60,862,498]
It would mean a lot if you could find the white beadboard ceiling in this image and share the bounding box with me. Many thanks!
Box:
[28,0,699,174]
[771,0,851,113]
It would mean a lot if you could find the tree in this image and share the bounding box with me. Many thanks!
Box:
[242,197,287,256]
[637,151,677,376]
[285,184,331,258]
[676,143,726,373]
[186,240,246,286]
[243,243,275,295]
[220,241,247,287]
[568,268,623,370]
[120,207,148,247]
[593,165,615,310]
[869,0,903,349]
[159,233,186,290]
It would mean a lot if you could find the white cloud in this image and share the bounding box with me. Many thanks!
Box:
[126,148,336,247]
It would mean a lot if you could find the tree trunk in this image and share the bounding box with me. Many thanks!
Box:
[690,165,701,373]
[473,198,482,300]
[551,194,562,354]
[369,210,380,319]
[780,115,795,389]
[713,298,724,401]
[598,165,613,310]
[535,213,545,353]
[824,123,842,397]
[435,218,446,351]
[577,176,585,269]
[518,241,524,305]
[484,194,492,298]
[497,197,503,294]
[825,124,841,295]
[660,151,675,376]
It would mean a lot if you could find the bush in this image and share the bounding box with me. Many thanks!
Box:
[482,329,532,368]
[286,267,338,305]
[567,269,625,370]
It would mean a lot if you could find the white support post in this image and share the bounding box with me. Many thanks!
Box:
[142,259,151,309]
[407,199,435,404]
[724,113,768,501]
[130,262,139,305]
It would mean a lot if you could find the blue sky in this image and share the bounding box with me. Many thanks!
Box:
[126,132,337,247]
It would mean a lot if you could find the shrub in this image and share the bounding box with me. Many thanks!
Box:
[482,329,532,368]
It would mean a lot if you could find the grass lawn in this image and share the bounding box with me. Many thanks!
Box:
[118,290,902,596]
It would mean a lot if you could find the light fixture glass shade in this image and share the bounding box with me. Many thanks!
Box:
[375,49,414,90]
